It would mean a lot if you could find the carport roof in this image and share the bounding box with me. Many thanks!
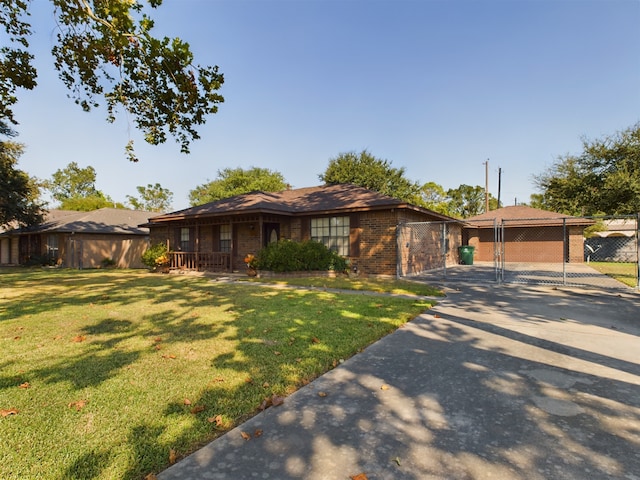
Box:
[465,205,594,228]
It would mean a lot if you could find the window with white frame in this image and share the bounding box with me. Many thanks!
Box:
[219,224,231,253]
[180,227,190,251]
[310,216,350,256]
[46,235,59,260]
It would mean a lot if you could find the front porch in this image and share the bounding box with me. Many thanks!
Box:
[169,251,232,272]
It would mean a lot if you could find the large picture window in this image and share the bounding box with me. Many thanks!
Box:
[311,216,350,256]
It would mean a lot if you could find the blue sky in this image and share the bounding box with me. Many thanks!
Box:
[13,0,640,211]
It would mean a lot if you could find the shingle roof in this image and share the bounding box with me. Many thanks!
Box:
[10,208,151,235]
[147,184,458,223]
[465,205,593,227]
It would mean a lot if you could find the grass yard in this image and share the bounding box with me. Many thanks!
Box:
[246,274,445,297]
[0,268,437,480]
[588,261,639,288]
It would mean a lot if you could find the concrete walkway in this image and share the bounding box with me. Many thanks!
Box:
[159,283,640,480]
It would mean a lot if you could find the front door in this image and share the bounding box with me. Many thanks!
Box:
[263,223,279,246]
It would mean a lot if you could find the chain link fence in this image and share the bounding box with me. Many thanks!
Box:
[398,215,639,290]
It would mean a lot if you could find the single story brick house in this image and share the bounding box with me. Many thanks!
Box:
[464,205,593,263]
[0,208,151,268]
[143,184,462,277]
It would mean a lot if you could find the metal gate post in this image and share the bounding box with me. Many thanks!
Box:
[493,218,499,282]
[442,222,448,280]
[500,220,505,283]
[562,218,567,285]
[636,213,640,290]
[396,224,402,279]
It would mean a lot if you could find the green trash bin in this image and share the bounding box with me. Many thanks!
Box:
[459,245,475,265]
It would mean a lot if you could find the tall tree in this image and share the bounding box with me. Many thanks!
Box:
[419,181,451,215]
[127,183,173,212]
[534,124,640,215]
[1,0,224,161]
[59,193,123,211]
[0,141,44,228]
[45,162,100,202]
[446,184,497,218]
[189,167,289,206]
[319,150,421,203]
[44,161,121,210]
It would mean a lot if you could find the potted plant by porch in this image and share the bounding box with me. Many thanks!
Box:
[244,253,257,277]
[141,243,170,273]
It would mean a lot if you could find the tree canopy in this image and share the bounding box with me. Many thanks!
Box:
[189,167,289,206]
[127,183,173,212]
[43,161,122,211]
[0,140,44,228]
[533,123,640,215]
[319,150,421,203]
[1,0,224,161]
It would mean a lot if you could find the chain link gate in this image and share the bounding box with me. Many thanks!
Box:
[398,215,639,290]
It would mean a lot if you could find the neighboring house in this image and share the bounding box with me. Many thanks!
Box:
[464,205,593,263]
[0,208,151,269]
[143,184,462,277]
[585,218,638,263]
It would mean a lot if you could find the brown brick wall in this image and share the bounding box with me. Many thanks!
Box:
[468,225,585,263]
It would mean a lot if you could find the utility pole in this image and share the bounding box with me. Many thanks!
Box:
[484,159,489,212]
[497,167,502,208]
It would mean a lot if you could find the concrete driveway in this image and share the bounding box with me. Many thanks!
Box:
[159,283,640,480]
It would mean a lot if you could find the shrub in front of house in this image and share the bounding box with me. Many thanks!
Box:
[141,243,169,270]
[255,240,348,273]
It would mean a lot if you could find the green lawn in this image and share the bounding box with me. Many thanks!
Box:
[588,261,639,288]
[0,268,437,480]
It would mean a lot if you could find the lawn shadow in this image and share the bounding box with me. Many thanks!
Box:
[155,283,640,480]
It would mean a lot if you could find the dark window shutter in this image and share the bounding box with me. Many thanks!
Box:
[301,218,310,241]
[350,214,360,257]
[212,225,220,250]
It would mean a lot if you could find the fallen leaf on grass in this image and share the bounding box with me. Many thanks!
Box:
[258,394,285,411]
[1,408,19,417]
[311,337,320,344]
[183,398,192,405]
[144,474,158,480]
[169,449,177,464]
[18,382,30,389]
[72,335,86,343]
[207,414,224,427]
[273,351,281,356]
[240,431,251,441]
[162,354,177,359]
[13,336,21,340]
[190,405,206,414]
[68,400,86,411]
